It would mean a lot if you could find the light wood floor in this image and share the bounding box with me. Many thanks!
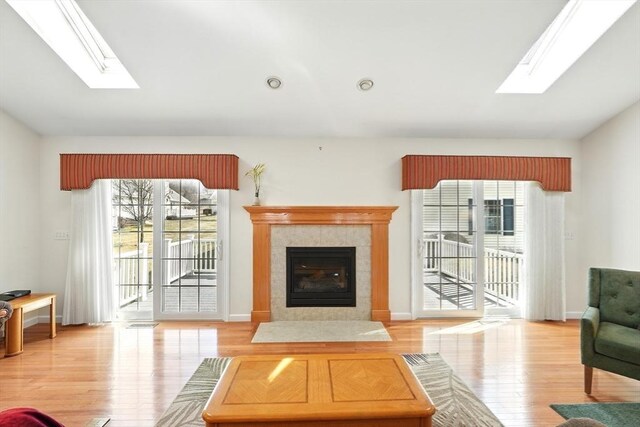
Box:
[1,319,638,427]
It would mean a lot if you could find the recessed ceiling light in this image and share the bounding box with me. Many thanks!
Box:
[496,0,637,94]
[266,77,282,89]
[5,0,138,89]
[358,78,374,91]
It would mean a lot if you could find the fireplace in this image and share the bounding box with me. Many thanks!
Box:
[286,247,356,307]
[244,206,397,322]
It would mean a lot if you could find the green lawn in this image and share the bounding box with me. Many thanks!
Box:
[113,217,217,255]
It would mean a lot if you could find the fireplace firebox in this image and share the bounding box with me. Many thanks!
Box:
[286,247,356,307]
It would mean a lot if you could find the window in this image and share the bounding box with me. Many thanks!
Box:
[484,200,500,233]
[6,0,139,88]
[484,199,514,235]
[468,198,515,235]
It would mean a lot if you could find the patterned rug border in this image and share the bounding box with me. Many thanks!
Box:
[156,353,503,427]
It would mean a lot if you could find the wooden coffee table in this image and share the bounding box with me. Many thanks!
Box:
[202,353,435,427]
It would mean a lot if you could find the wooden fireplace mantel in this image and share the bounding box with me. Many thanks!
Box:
[244,206,398,323]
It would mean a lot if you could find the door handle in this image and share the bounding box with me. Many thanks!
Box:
[217,239,223,261]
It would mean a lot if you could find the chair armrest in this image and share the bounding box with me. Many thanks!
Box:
[581,306,600,364]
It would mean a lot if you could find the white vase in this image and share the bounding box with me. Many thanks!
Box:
[253,194,261,206]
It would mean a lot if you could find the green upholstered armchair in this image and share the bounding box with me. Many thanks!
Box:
[581,268,640,394]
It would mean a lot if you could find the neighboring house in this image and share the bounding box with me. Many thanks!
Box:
[165,186,196,219]
[423,181,525,254]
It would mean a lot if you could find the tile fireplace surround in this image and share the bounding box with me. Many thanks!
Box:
[244,206,398,323]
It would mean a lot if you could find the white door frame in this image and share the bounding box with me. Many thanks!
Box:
[411,184,484,319]
[152,183,228,321]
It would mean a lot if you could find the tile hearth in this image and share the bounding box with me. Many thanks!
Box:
[251,320,391,342]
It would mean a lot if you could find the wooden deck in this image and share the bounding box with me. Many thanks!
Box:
[423,272,515,310]
[119,273,217,315]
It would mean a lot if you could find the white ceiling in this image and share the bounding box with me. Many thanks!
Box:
[0,0,638,139]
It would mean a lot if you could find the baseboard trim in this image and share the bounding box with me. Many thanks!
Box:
[24,316,40,328]
[566,311,583,320]
[24,315,62,328]
[391,312,413,321]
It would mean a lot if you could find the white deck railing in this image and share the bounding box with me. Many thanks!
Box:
[163,238,195,283]
[195,239,216,272]
[116,238,216,307]
[162,237,216,281]
[484,246,522,303]
[115,243,150,307]
[424,238,523,304]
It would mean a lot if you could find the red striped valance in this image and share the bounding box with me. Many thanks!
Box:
[60,154,239,190]
[402,155,571,192]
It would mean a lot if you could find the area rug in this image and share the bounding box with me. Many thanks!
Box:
[251,320,391,342]
[156,353,503,427]
[551,403,640,427]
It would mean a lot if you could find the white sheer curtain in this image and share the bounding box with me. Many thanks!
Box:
[523,182,566,321]
[62,180,115,325]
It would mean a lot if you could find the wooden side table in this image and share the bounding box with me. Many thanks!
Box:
[3,293,57,357]
[202,353,435,427]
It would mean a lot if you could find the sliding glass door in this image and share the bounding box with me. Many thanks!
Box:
[412,180,524,318]
[112,179,228,320]
[155,179,227,319]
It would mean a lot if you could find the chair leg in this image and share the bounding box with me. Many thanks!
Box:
[584,365,593,394]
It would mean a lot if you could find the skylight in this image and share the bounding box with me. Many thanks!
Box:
[6,0,138,89]
[496,0,637,94]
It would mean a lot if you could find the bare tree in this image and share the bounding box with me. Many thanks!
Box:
[113,179,153,242]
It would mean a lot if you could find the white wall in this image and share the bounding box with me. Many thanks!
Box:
[6,103,638,322]
[38,136,582,319]
[0,110,41,322]
[580,102,640,277]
